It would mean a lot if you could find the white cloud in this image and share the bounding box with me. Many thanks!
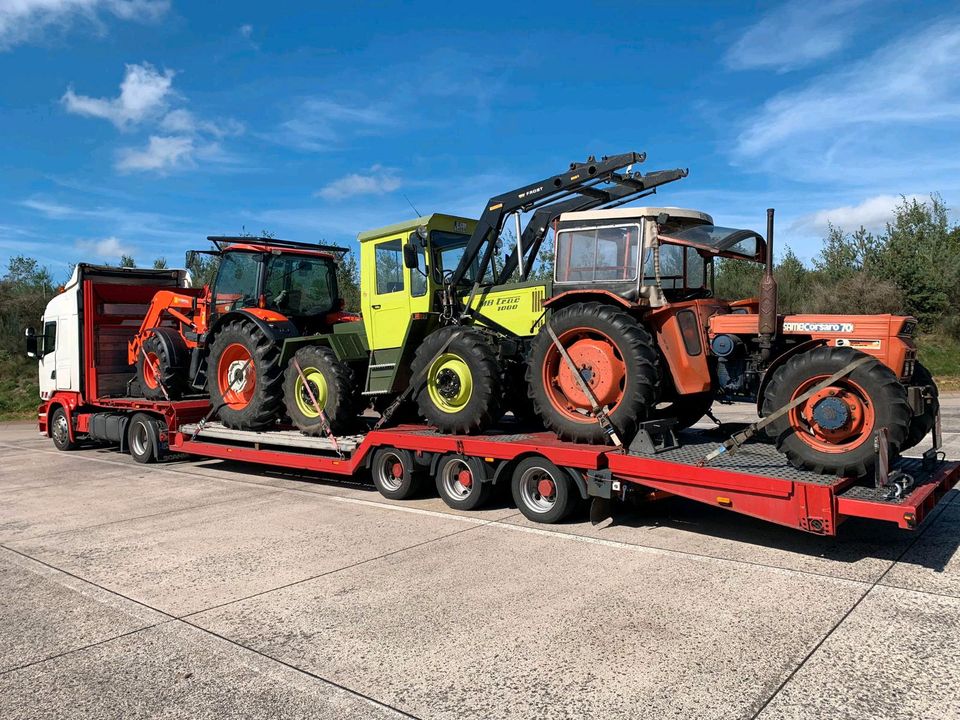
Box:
[315,165,402,200]
[792,194,925,234]
[62,62,175,128]
[274,99,395,151]
[0,0,169,50]
[74,235,133,260]
[116,135,194,172]
[726,0,868,72]
[159,108,243,138]
[239,23,252,38]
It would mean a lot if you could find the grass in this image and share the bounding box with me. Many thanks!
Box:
[917,333,960,391]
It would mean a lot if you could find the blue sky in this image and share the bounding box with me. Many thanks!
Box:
[2,0,959,277]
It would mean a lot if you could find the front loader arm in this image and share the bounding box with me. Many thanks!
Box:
[127,289,202,364]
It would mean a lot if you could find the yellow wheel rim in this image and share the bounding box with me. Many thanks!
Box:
[294,366,328,418]
[427,353,473,414]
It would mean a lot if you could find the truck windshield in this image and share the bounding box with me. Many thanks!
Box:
[432,231,494,285]
[264,254,337,316]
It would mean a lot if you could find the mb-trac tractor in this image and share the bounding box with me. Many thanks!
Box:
[128,236,364,433]
[352,151,937,477]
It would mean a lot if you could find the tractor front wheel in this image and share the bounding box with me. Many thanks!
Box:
[528,302,659,444]
[207,320,284,430]
[762,346,911,477]
[136,333,185,400]
[411,326,503,434]
[282,345,359,435]
[902,362,940,451]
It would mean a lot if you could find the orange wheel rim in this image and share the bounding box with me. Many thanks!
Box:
[217,343,255,409]
[542,327,627,423]
[788,375,875,454]
[142,352,160,389]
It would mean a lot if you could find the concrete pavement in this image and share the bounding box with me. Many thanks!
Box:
[0,398,958,719]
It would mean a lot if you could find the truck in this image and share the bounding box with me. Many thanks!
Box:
[26,259,958,536]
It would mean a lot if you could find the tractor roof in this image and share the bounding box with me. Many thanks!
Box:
[558,207,713,224]
[208,236,348,259]
[357,213,475,243]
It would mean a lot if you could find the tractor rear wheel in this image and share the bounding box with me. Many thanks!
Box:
[136,333,185,400]
[207,320,284,430]
[411,326,503,434]
[902,362,940,451]
[528,302,659,444]
[761,346,911,477]
[282,345,358,435]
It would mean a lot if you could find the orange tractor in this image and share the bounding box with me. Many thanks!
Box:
[128,236,360,430]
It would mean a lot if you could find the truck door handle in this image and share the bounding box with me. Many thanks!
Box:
[51,370,56,379]
[371,304,381,309]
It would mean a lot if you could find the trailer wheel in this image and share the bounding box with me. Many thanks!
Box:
[127,413,158,464]
[902,362,940,451]
[50,407,77,451]
[137,333,185,401]
[371,447,422,500]
[511,456,577,524]
[435,455,491,511]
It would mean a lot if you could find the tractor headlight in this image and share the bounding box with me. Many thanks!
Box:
[898,320,917,337]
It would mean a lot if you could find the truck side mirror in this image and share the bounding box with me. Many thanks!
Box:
[24,327,37,358]
[403,243,419,270]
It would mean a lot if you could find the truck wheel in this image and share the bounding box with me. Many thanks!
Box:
[207,320,283,430]
[283,345,358,435]
[528,302,659,444]
[902,363,940,451]
[411,326,503,434]
[371,447,422,500]
[136,334,185,401]
[435,455,491,511]
[654,392,714,431]
[762,346,911,477]
[511,456,577,524]
[127,413,158,464]
[50,407,77,451]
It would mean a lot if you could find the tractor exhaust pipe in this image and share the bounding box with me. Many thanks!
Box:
[758,208,778,363]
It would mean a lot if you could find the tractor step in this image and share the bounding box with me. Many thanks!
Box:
[368,363,396,370]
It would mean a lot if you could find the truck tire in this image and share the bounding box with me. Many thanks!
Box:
[902,363,940,451]
[127,412,158,464]
[207,320,283,430]
[283,345,358,435]
[136,333,185,401]
[528,302,659,444]
[435,454,492,511]
[50,407,77,451]
[370,447,423,500]
[761,346,911,477]
[411,326,503,435]
[511,456,577,524]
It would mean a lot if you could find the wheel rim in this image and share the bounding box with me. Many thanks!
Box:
[131,422,149,456]
[294,366,328,418]
[440,458,474,499]
[218,343,256,409]
[376,452,404,492]
[142,352,160,389]
[788,375,876,453]
[542,327,627,422]
[427,353,473,414]
[53,413,68,445]
[519,466,558,513]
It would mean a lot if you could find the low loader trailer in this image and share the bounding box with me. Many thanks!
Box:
[29,260,958,537]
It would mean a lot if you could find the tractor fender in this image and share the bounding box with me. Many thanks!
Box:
[543,289,637,312]
[207,309,298,346]
[756,338,829,414]
[145,326,189,368]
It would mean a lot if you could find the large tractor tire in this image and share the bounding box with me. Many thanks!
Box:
[528,302,659,444]
[761,346,911,477]
[207,320,284,430]
[902,362,940,451]
[136,333,185,400]
[654,391,715,431]
[282,345,359,435]
[411,326,503,434]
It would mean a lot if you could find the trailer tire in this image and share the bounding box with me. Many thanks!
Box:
[208,320,284,430]
[435,455,492,511]
[127,412,158,464]
[762,346,911,477]
[50,407,77,451]
[283,345,358,435]
[412,327,503,434]
[371,447,423,500]
[136,333,185,400]
[902,362,939,451]
[511,456,577,524]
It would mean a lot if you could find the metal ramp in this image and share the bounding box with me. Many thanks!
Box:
[179,422,366,454]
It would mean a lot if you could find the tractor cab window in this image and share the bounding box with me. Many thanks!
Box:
[555,224,641,283]
[432,231,493,285]
[644,243,707,294]
[375,239,404,294]
[264,254,336,316]
[214,252,261,311]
